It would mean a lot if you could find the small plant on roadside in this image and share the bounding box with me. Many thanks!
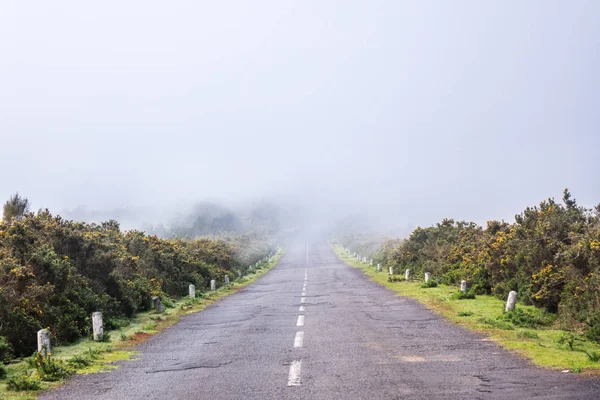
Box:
[450,290,476,300]
[517,330,539,339]
[7,371,42,391]
[420,280,438,288]
[29,352,71,381]
[500,308,554,329]
[478,317,514,330]
[0,361,7,379]
[388,276,405,283]
[98,332,112,343]
[583,350,600,362]
[556,332,579,351]
[571,368,583,373]
[161,296,175,309]
[149,315,163,321]
[142,322,157,331]
[457,311,474,317]
[67,354,93,369]
[85,347,101,360]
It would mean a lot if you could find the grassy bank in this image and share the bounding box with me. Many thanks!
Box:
[333,245,600,374]
[0,250,283,400]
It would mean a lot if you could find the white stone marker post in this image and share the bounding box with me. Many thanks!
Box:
[189,284,196,298]
[389,266,394,275]
[37,329,51,355]
[405,269,411,281]
[210,279,216,291]
[460,280,467,293]
[152,296,164,312]
[224,275,230,284]
[505,291,517,312]
[370,259,373,266]
[425,272,431,283]
[237,270,242,278]
[377,263,381,272]
[92,312,104,342]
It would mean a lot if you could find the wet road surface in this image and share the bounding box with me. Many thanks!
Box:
[41,241,600,399]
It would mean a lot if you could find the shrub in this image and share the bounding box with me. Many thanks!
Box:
[457,311,473,317]
[0,362,7,379]
[420,280,438,288]
[6,372,42,391]
[450,290,476,300]
[583,350,600,362]
[85,347,101,360]
[0,336,13,363]
[499,309,555,329]
[556,332,581,351]
[67,354,93,369]
[584,312,600,344]
[29,352,71,382]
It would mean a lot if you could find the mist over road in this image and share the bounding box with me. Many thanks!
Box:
[41,241,600,399]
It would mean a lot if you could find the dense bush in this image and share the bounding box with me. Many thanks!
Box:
[0,336,13,363]
[339,190,600,341]
[0,210,276,357]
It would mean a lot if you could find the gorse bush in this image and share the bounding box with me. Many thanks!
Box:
[28,352,71,382]
[0,206,277,358]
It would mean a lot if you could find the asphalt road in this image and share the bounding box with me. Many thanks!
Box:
[41,240,600,399]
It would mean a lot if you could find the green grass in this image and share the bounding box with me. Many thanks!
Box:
[0,250,283,399]
[332,244,600,374]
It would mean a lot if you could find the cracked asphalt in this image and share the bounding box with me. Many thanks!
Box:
[41,240,600,399]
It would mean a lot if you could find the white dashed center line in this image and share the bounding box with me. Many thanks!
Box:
[294,331,304,348]
[288,267,309,388]
[288,360,302,387]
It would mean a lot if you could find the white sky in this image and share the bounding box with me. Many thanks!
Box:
[1,1,599,227]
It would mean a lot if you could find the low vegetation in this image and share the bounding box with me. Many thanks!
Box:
[0,247,282,398]
[0,194,277,358]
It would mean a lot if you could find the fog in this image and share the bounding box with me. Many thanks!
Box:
[1,1,599,234]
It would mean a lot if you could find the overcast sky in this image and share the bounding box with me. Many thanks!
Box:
[1,1,599,228]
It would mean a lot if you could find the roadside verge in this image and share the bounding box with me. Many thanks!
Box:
[0,250,283,400]
[332,244,600,374]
